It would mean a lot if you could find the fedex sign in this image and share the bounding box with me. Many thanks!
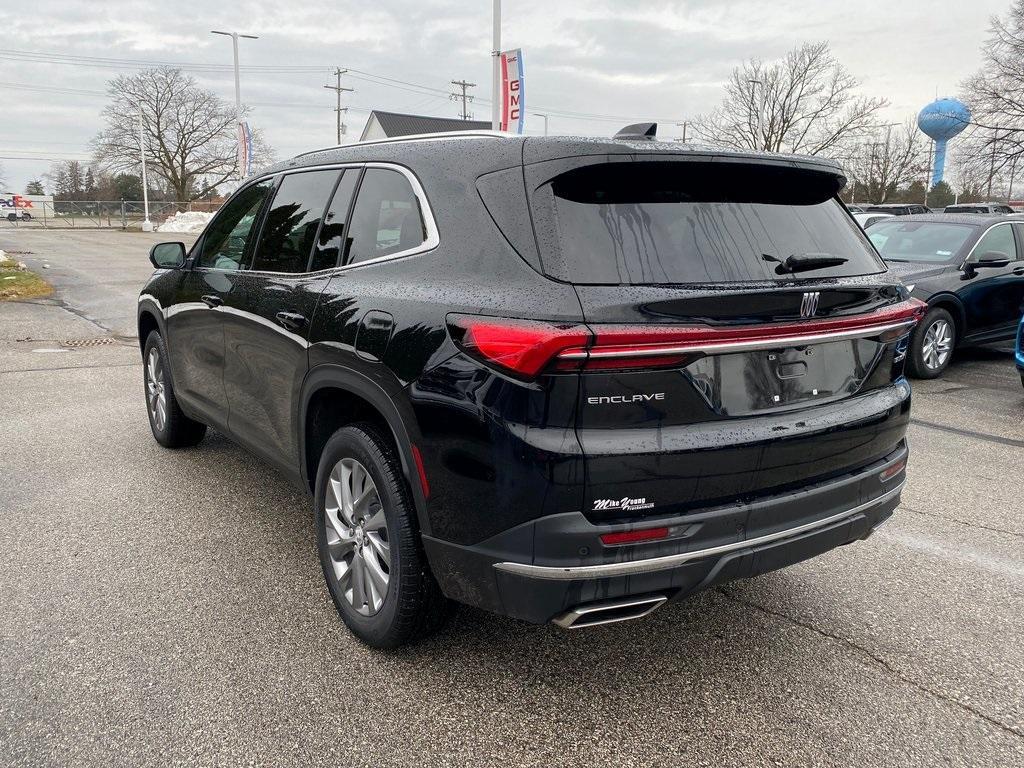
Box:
[0,194,35,210]
[499,49,525,134]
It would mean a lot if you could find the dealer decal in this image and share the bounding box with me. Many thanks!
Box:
[592,497,655,512]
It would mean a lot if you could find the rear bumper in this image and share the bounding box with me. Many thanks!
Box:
[422,445,906,624]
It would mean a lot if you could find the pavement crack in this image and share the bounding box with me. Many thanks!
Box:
[714,586,1024,741]
[898,502,1024,540]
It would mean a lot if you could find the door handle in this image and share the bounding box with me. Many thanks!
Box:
[201,294,223,308]
[1013,267,1024,275]
[275,311,307,331]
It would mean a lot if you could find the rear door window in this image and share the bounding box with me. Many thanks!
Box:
[251,170,339,273]
[345,169,426,265]
[533,162,884,284]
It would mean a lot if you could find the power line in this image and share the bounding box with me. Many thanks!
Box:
[323,68,355,144]
[0,48,684,126]
[449,79,476,120]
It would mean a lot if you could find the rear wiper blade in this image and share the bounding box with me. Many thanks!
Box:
[762,252,849,274]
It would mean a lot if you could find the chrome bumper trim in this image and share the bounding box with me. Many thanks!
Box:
[493,481,905,581]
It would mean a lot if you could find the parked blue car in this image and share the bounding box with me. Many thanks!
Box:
[1017,313,1024,388]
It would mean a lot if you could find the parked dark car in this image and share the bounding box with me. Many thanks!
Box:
[138,128,923,647]
[867,214,1024,377]
[867,203,932,216]
[944,203,1015,214]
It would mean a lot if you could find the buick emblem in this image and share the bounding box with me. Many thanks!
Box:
[800,291,821,318]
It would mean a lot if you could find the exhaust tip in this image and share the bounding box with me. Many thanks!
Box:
[552,594,668,630]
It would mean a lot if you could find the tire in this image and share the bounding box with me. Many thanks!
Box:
[142,331,206,448]
[1020,371,1024,390]
[908,307,956,379]
[22,213,31,221]
[315,423,450,648]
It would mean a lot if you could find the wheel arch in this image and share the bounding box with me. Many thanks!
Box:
[924,293,965,342]
[137,295,165,354]
[299,364,432,537]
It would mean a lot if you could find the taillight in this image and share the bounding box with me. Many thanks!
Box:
[447,315,589,379]
[448,300,926,380]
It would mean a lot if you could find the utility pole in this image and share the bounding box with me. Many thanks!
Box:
[674,121,688,143]
[324,68,354,144]
[449,79,477,120]
[987,130,999,200]
[747,79,762,151]
[492,0,501,130]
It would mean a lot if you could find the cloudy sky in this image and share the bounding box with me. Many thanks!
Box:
[0,0,1011,193]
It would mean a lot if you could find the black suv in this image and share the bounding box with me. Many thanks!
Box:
[139,129,923,647]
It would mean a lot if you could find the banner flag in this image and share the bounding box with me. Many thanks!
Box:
[237,121,254,177]
[499,49,525,133]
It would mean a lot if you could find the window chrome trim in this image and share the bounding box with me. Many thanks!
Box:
[190,161,439,277]
[493,481,905,581]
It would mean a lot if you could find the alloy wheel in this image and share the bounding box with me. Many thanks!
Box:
[323,458,391,615]
[921,318,953,370]
[146,348,167,431]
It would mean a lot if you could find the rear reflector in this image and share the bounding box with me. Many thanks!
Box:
[448,300,926,380]
[411,444,430,499]
[600,527,670,546]
[879,457,906,482]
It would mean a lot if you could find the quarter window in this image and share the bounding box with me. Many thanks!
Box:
[346,169,427,265]
[252,170,340,273]
[197,180,274,271]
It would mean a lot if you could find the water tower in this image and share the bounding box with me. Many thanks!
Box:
[917,98,971,186]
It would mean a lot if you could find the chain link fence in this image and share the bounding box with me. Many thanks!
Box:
[0,200,222,230]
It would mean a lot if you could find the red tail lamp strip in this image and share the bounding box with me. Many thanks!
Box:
[448,300,926,379]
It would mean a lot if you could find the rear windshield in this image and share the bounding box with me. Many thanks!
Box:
[535,162,884,284]
[867,221,975,263]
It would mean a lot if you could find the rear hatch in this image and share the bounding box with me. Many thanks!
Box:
[522,151,917,525]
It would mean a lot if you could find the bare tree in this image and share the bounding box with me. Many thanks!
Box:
[842,122,928,203]
[959,1,1024,198]
[93,67,272,201]
[692,42,887,157]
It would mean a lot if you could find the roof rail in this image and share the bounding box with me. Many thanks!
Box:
[295,130,510,159]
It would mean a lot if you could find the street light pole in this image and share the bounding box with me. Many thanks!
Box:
[535,113,549,136]
[138,107,151,232]
[212,30,258,175]
[492,0,501,131]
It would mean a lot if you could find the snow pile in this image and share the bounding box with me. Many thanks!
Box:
[157,211,215,234]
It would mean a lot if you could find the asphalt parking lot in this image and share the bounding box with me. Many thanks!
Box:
[1,229,1022,767]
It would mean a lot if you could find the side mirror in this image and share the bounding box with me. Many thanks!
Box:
[149,242,186,269]
[969,251,1012,270]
